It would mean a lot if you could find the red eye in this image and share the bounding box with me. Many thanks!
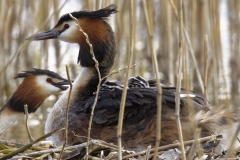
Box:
[46,78,53,83]
[64,24,69,29]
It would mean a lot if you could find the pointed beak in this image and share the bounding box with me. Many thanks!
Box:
[26,30,61,41]
[52,79,72,91]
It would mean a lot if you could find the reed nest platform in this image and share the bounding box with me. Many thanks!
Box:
[0,134,239,160]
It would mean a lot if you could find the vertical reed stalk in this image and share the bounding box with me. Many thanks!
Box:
[224,123,240,159]
[59,65,73,160]
[142,1,163,159]
[204,35,208,98]
[24,105,34,142]
[175,0,186,159]
[117,1,134,159]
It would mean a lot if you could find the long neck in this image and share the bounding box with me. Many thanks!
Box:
[78,18,116,70]
[72,18,116,105]
[45,66,107,135]
[53,66,109,111]
[0,104,22,135]
[76,66,110,102]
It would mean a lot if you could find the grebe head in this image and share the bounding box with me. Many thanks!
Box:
[0,68,70,135]
[28,5,118,68]
[4,68,70,113]
[15,68,69,95]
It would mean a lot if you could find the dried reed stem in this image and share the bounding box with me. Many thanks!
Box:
[187,128,201,159]
[24,104,34,142]
[122,135,222,159]
[204,35,208,98]
[0,140,24,148]
[35,153,49,159]
[68,13,101,160]
[175,0,186,159]
[142,1,163,159]
[166,1,174,85]
[0,128,64,160]
[145,145,151,160]
[102,65,136,81]
[224,122,240,159]
[117,1,134,159]
[58,65,73,160]
[23,142,89,157]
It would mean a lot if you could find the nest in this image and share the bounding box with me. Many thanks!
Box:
[0,133,239,160]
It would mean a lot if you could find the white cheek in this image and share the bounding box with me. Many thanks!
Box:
[59,22,79,43]
[36,76,62,96]
[43,85,61,96]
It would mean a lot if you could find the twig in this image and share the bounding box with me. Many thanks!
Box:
[58,65,73,160]
[68,13,101,160]
[117,1,134,159]
[101,65,136,81]
[187,128,201,159]
[0,141,53,152]
[122,135,222,159]
[0,128,64,160]
[72,131,88,140]
[142,1,163,160]
[0,140,24,148]
[94,139,119,150]
[23,142,89,157]
[204,35,209,99]
[20,139,119,159]
[100,150,104,160]
[143,151,163,160]
[145,145,151,160]
[24,104,34,142]
[35,153,50,159]
[175,0,186,159]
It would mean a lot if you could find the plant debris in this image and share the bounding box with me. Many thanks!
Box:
[0,134,239,160]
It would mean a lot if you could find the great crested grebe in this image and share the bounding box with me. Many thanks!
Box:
[0,68,69,134]
[28,5,238,153]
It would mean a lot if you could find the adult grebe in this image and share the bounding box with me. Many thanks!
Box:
[0,68,69,134]
[28,5,238,153]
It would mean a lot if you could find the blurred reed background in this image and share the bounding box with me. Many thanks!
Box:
[0,0,239,144]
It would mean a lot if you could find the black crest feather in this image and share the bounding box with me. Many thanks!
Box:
[55,4,118,28]
[15,68,66,80]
